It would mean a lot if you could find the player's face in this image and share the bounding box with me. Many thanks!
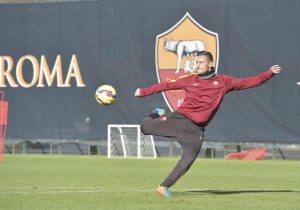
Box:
[195,55,213,75]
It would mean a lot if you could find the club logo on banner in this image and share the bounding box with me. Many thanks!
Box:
[155,12,219,111]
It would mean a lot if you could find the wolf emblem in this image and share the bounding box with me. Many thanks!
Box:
[164,39,206,74]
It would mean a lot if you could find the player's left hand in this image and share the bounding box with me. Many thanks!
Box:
[271,65,282,74]
[135,88,141,97]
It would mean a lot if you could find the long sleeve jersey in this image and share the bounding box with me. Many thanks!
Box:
[140,69,275,126]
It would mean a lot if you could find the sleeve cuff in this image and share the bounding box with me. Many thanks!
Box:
[140,88,145,97]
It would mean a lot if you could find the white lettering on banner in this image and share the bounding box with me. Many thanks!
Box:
[0,54,86,88]
[64,55,86,87]
[0,56,18,87]
[37,55,64,87]
[16,55,39,88]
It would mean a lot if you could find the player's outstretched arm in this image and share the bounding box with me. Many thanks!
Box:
[224,65,282,91]
[135,75,190,97]
[270,64,282,74]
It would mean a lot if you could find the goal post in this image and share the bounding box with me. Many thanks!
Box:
[107,124,157,159]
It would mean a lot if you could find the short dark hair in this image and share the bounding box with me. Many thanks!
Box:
[195,51,213,62]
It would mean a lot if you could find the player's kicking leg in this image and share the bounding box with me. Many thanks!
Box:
[141,110,204,197]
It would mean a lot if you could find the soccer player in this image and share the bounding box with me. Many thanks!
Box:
[135,51,282,197]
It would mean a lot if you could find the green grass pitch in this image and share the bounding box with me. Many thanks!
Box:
[0,155,299,210]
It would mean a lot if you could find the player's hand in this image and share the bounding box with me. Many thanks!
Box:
[135,88,141,96]
[271,65,282,74]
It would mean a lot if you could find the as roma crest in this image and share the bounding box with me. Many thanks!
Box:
[156,12,219,111]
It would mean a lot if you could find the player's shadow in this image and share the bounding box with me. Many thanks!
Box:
[174,189,300,196]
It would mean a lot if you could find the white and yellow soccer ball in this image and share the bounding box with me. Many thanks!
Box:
[95,85,117,106]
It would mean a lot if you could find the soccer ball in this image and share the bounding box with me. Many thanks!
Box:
[95,85,117,106]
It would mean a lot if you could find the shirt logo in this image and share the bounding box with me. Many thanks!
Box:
[213,81,219,86]
[193,83,201,86]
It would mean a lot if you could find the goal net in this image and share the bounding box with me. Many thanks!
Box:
[107,124,156,159]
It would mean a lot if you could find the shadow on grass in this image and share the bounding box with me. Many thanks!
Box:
[174,189,300,196]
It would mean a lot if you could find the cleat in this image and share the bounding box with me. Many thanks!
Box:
[152,108,165,116]
[148,108,166,119]
[156,186,172,197]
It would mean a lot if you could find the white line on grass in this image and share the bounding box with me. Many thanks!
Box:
[0,187,300,194]
[0,186,106,189]
[0,190,152,194]
[180,188,300,192]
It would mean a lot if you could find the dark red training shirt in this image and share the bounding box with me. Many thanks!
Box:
[140,69,274,126]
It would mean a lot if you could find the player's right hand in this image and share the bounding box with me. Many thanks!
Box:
[135,88,141,96]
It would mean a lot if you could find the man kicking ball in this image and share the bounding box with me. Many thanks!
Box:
[135,51,282,197]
